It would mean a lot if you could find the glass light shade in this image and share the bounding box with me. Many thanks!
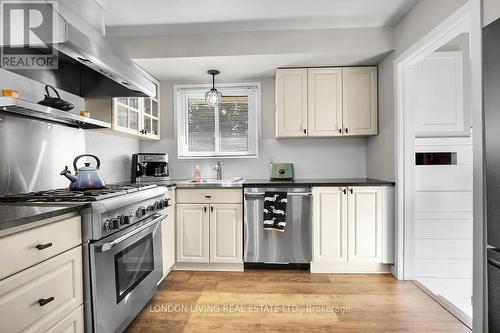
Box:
[205,88,223,107]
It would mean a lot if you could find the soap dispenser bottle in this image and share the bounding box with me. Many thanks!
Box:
[193,164,202,182]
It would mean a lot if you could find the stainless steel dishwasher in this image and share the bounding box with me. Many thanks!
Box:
[244,187,312,264]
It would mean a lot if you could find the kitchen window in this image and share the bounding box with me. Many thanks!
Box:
[176,83,260,158]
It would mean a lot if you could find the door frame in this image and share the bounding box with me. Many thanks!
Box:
[393,0,484,331]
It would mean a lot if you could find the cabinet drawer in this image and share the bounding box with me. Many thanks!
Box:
[45,305,84,333]
[0,215,81,279]
[176,189,242,204]
[0,246,83,333]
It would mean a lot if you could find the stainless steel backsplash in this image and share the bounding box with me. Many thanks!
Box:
[0,114,85,195]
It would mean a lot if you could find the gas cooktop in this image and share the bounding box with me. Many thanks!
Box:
[0,184,157,202]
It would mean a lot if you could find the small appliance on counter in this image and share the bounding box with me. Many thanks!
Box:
[132,153,169,183]
[270,162,294,180]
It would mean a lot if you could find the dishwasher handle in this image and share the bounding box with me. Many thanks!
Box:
[244,192,312,198]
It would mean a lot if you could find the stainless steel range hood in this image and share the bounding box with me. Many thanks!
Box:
[1,3,156,98]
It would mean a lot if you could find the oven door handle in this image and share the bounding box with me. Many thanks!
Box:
[98,214,167,252]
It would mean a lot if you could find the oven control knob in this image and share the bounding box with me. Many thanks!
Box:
[155,200,163,209]
[147,205,154,212]
[120,214,131,225]
[110,218,120,230]
[136,206,146,218]
[164,199,170,207]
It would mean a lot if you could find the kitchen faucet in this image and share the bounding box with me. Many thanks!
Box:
[213,161,222,180]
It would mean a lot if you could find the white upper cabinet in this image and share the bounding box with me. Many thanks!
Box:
[342,67,378,136]
[86,76,160,140]
[307,68,343,136]
[275,68,308,138]
[275,66,378,138]
[413,51,466,136]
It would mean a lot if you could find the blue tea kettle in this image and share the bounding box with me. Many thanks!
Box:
[60,154,107,190]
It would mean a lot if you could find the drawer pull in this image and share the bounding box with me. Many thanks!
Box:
[38,297,54,306]
[205,195,212,199]
[35,243,53,250]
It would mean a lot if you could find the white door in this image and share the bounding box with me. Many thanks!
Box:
[307,68,343,136]
[347,187,383,263]
[275,68,308,138]
[176,204,209,263]
[413,51,465,136]
[312,187,348,263]
[161,205,176,276]
[209,204,242,263]
[342,67,378,136]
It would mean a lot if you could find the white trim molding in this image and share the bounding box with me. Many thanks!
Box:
[174,82,261,159]
[393,1,483,331]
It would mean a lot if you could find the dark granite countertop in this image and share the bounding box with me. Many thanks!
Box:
[242,178,395,187]
[0,203,90,234]
[150,178,394,189]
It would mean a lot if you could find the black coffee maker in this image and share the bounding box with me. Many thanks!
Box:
[131,153,169,183]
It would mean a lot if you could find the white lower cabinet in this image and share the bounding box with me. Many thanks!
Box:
[0,246,83,333]
[312,186,393,273]
[209,204,242,263]
[176,189,243,270]
[312,187,347,263]
[176,204,210,263]
[347,187,383,263]
[46,305,84,333]
[161,204,176,277]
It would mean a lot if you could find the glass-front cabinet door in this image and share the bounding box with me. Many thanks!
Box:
[113,97,142,135]
[142,97,160,139]
[110,77,160,140]
[111,95,160,140]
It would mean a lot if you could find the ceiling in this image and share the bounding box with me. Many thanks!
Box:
[133,52,392,82]
[103,0,418,35]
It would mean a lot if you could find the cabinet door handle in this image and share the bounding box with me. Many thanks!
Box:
[342,188,347,195]
[345,128,349,134]
[36,243,53,250]
[303,129,307,134]
[349,188,353,194]
[210,206,214,212]
[38,297,55,306]
[204,206,207,213]
[338,128,342,134]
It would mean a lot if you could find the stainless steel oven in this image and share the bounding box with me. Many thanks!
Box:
[89,213,165,333]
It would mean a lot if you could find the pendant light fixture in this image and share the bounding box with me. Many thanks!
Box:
[205,69,223,107]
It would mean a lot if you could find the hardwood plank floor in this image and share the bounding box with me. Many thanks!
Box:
[125,270,470,333]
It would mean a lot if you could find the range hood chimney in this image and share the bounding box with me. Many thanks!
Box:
[0,3,156,99]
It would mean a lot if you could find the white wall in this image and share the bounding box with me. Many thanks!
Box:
[140,78,367,179]
[365,0,469,181]
[366,54,396,181]
[483,0,500,26]
[394,0,468,57]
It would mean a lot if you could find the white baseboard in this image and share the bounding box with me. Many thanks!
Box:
[174,262,244,272]
[310,261,393,273]
[412,280,472,329]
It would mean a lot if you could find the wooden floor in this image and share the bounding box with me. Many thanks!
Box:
[125,270,471,333]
